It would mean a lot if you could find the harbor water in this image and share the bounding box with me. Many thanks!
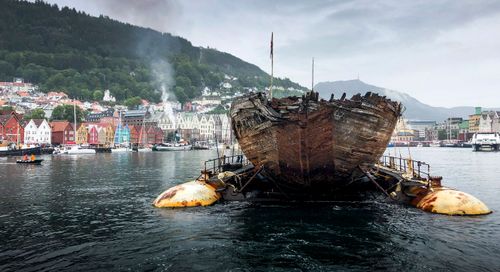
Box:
[1,148,499,271]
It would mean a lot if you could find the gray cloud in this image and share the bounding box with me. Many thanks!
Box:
[45,0,500,107]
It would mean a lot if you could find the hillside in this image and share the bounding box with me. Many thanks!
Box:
[0,0,306,103]
[314,79,486,121]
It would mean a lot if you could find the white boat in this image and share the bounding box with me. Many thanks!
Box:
[471,132,500,151]
[193,141,211,150]
[153,143,192,151]
[111,146,133,153]
[65,145,96,154]
[429,141,441,147]
[60,101,96,155]
[137,147,152,152]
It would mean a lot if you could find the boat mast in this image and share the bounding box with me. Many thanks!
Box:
[311,57,315,92]
[269,32,274,99]
[16,120,19,146]
[448,118,451,142]
[73,99,77,144]
[139,108,147,146]
[118,111,122,146]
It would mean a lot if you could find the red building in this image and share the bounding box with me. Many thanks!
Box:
[88,126,99,145]
[136,126,145,145]
[100,116,118,126]
[51,121,74,145]
[154,127,164,144]
[146,126,156,144]
[0,111,24,143]
[129,125,140,145]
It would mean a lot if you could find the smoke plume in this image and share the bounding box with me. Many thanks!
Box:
[151,59,177,129]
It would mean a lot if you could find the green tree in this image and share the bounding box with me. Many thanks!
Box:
[0,105,14,112]
[124,96,142,109]
[173,86,188,104]
[0,60,15,79]
[24,108,46,120]
[51,104,85,122]
[93,90,103,101]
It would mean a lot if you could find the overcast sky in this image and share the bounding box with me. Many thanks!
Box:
[46,0,500,107]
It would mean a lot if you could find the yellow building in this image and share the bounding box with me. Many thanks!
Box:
[469,114,480,133]
[76,124,89,144]
[94,123,115,147]
[104,124,115,147]
[395,129,415,142]
[391,118,414,142]
[469,107,482,133]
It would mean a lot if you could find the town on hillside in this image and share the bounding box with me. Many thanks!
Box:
[2,78,497,149]
[0,78,250,148]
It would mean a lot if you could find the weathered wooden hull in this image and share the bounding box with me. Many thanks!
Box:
[230,91,401,191]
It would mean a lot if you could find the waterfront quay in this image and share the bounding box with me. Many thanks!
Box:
[1,148,499,271]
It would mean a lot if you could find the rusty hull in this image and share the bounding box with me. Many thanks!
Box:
[230,91,401,191]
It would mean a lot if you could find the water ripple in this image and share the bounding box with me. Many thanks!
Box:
[0,149,499,271]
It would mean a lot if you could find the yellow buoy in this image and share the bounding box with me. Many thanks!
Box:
[153,180,221,208]
[416,188,491,215]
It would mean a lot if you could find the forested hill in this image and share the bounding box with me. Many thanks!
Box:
[0,0,306,103]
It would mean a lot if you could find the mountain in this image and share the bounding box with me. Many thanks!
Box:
[0,0,306,103]
[314,79,482,121]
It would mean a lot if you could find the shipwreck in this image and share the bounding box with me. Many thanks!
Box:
[229,91,402,194]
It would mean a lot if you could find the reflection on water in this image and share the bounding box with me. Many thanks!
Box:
[0,148,499,271]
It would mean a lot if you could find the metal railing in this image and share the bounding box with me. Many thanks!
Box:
[379,155,430,179]
[203,154,250,174]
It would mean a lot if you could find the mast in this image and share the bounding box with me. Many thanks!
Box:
[16,120,19,145]
[118,111,122,146]
[448,118,451,142]
[269,32,274,99]
[139,108,147,146]
[73,99,77,144]
[311,57,315,92]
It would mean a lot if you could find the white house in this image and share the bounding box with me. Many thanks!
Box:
[24,119,51,145]
[191,95,222,106]
[103,89,116,102]
[219,114,231,143]
[151,111,175,132]
[479,111,500,132]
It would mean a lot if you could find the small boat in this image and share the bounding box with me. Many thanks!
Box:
[153,142,192,151]
[193,141,211,150]
[16,159,43,165]
[111,146,133,153]
[429,141,441,147]
[132,144,152,152]
[65,145,96,155]
[52,147,62,155]
[137,147,152,152]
